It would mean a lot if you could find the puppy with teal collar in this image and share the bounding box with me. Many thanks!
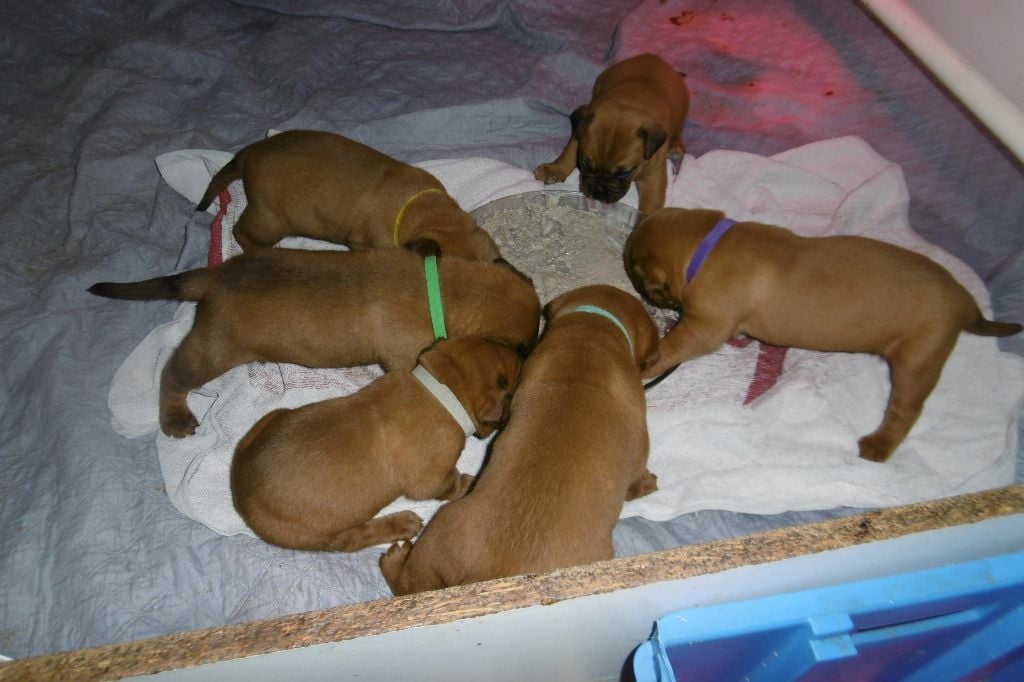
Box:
[380,284,660,595]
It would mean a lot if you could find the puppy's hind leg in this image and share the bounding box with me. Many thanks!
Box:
[232,205,284,252]
[159,321,249,437]
[626,470,658,501]
[858,334,957,463]
[321,511,423,553]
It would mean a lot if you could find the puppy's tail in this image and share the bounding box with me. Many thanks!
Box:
[967,315,1023,337]
[88,269,213,302]
[196,156,242,212]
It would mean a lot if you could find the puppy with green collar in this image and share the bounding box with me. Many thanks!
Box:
[380,284,660,595]
[89,248,540,438]
[231,336,522,553]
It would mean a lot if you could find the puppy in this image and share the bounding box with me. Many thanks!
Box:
[89,248,540,438]
[379,284,660,595]
[534,53,689,216]
[231,336,522,552]
[624,207,1023,462]
[197,130,501,261]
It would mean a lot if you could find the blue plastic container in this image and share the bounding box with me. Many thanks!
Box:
[632,551,1024,681]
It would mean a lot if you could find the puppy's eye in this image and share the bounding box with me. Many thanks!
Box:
[617,167,635,180]
[497,374,508,390]
[579,157,593,172]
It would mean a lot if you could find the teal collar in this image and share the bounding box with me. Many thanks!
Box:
[424,255,447,340]
[569,304,634,356]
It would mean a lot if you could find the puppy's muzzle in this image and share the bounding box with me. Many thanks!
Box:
[579,170,631,204]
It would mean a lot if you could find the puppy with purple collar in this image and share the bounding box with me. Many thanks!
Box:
[624,207,1022,462]
[379,285,660,594]
[231,336,522,553]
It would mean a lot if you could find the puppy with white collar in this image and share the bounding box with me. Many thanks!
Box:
[231,336,523,552]
[379,285,660,593]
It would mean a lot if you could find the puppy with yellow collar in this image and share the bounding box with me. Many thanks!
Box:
[534,53,689,216]
[379,285,660,594]
[624,207,1023,462]
[197,130,501,261]
[231,336,522,553]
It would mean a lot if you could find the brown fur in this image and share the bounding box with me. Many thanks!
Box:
[88,248,540,437]
[624,207,1023,462]
[379,285,660,595]
[533,53,689,216]
[197,130,501,261]
[231,336,522,552]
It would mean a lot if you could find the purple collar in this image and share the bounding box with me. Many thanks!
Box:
[685,217,736,283]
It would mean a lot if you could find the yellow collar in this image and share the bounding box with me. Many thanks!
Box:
[393,187,446,246]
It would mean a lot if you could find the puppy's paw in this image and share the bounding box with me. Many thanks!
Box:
[857,434,894,463]
[441,473,475,501]
[533,163,568,184]
[391,510,424,540]
[161,411,199,438]
[626,471,659,500]
[379,541,411,573]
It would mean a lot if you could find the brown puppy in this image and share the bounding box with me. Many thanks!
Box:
[197,130,501,261]
[89,248,540,438]
[624,207,1023,462]
[231,336,522,553]
[379,284,660,595]
[533,53,689,216]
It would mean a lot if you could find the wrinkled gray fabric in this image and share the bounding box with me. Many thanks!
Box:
[1,0,1021,659]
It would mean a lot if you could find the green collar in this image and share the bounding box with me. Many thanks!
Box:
[424,255,447,339]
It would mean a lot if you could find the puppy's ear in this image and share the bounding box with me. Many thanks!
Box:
[569,105,594,139]
[494,257,534,285]
[630,259,672,306]
[475,371,515,438]
[638,124,668,159]
[541,291,569,323]
[403,237,441,258]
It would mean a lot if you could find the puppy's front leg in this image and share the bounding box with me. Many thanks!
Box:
[405,468,474,502]
[643,316,733,379]
[634,154,668,215]
[322,511,423,553]
[438,471,474,501]
[534,137,578,184]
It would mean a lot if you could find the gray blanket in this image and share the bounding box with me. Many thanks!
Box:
[2,0,1022,658]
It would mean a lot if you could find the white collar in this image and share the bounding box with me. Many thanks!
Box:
[411,364,476,437]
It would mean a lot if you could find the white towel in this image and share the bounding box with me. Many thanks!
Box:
[110,136,1023,537]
